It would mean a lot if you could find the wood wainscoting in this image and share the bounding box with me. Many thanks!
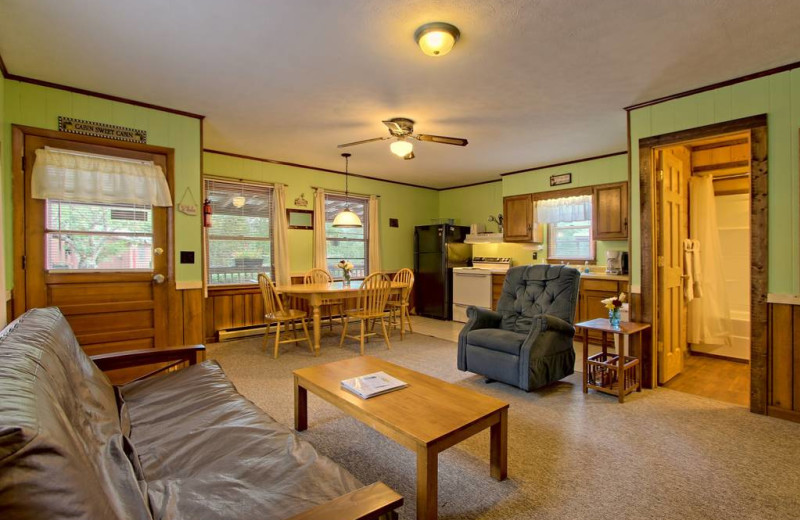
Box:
[768,300,800,423]
[204,272,405,343]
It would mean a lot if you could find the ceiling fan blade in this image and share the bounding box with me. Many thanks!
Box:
[403,151,415,160]
[415,134,469,146]
[337,136,391,148]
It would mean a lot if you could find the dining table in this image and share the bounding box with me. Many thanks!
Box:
[276,280,409,355]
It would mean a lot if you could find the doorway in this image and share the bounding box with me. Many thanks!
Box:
[12,125,175,355]
[638,115,768,413]
[654,133,752,406]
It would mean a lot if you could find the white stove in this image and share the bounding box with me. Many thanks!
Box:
[452,258,512,322]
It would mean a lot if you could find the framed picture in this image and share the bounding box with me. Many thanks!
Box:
[287,209,314,229]
[550,173,572,186]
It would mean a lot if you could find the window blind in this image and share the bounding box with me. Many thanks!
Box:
[204,178,273,285]
[324,194,369,279]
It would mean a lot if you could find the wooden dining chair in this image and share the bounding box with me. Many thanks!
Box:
[303,268,345,331]
[258,273,313,359]
[339,273,392,355]
[386,268,414,339]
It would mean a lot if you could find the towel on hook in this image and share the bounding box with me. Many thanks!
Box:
[683,239,703,302]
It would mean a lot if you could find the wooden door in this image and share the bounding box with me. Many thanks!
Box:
[21,133,170,355]
[656,148,689,383]
[593,182,629,239]
[503,194,533,241]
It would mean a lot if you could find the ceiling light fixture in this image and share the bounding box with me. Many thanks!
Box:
[414,22,460,57]
[332,152,363,228]
[390,139,414,158]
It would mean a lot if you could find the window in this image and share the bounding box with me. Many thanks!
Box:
[46,200,153,271]
[325,194,368,279]
[205,178,273,285]
[548,220,595,261]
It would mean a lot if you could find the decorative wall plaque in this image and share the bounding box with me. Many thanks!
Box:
[550,173,572,186]
[294,193,309,207]
[58,116,147,143]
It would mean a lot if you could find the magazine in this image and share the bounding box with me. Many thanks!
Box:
[341,371,408,399]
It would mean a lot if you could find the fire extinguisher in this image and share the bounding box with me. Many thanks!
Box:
[203,199,213,228]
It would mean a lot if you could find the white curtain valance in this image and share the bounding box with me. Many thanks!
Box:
[536,195,592,224]
[31,148,173,207]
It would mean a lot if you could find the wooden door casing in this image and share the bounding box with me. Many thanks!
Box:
[15,127,173,355]
[656,147,689,383]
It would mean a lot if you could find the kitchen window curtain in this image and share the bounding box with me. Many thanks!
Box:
[368,195,381,273]
[313,188,327,269]
[536,195,592,223]
[272,184,291,286]
[31,148,172,206]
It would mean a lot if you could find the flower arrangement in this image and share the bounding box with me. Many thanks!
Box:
[601,292,626,328]
[337,260,354,283]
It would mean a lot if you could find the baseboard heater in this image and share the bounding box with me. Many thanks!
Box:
[217,324,268,342]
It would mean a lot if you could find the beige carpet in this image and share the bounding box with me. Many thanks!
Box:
[207,331,800,520]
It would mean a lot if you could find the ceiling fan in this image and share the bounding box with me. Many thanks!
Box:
[337,117,468,160]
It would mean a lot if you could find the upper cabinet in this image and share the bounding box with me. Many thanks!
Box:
[592,182,628,240]
[503,194,534,242]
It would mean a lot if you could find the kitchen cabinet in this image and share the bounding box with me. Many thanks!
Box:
[491,273,505,310]
[575,277,629,344]
[592,182,628,240]
[502,194,543,243]
[503,194,533,242]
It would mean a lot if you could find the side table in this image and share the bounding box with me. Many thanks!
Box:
[575,318,651,403]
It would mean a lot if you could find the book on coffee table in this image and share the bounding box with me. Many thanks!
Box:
[341,371,408,399]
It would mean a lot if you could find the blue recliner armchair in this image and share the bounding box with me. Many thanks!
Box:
[457,265,581,391]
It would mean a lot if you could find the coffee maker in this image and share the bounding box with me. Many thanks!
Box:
[606,250,629,275]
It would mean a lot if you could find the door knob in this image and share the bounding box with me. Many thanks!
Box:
[152,274,166,284]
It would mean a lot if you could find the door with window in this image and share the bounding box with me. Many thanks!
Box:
[17,130,171,355]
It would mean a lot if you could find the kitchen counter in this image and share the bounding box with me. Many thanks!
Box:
[579,272,629,281]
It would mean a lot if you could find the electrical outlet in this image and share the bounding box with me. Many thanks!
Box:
[532,251,538,260]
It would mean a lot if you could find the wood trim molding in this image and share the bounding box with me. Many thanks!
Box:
[3,75,204,120]
[0,52,8,78]
[637,115,768,413]
[499,151,627,177]
[204,149,436,191]
[767,294,800,305]
[175,281,203,290]
[439,179,502,191]
[625,60,800,111]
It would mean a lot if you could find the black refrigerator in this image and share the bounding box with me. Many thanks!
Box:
[414,224,472,320]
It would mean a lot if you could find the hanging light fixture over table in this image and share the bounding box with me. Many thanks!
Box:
[332,152,363,228]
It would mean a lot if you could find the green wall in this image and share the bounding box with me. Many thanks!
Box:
[2,79,203,287]
[203,152,439,274]
[629,70,800,293]
[439,154,629,267]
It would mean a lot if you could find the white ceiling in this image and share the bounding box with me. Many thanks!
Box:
[2,0,800,188]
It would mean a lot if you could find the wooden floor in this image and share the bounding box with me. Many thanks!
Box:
[663,354,750,407]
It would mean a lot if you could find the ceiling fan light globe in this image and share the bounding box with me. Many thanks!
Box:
[415,22,459,57]
[390,140,414,157]
[332,207,363,228]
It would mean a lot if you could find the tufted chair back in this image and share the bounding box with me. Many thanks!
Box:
[496,265,581,334]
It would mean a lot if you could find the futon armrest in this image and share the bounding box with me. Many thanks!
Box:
[90,345,206,372]
[286,482,403,520]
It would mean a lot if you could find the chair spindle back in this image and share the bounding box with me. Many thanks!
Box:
[357,273,391,316]
[258,273,285,316]
[304,268,333,285]
[391,268,414,303]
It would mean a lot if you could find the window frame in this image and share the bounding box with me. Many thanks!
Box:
[324,193,369,281]
[547,220,596,263]
[203,177,275,287]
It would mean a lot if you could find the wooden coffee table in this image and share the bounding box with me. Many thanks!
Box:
[293,356,509,520]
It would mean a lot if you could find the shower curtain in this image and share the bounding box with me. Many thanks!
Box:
[687,176,731,345]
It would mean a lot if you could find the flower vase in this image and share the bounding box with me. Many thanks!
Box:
[342,270,351,286]
[609,308,621,329]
